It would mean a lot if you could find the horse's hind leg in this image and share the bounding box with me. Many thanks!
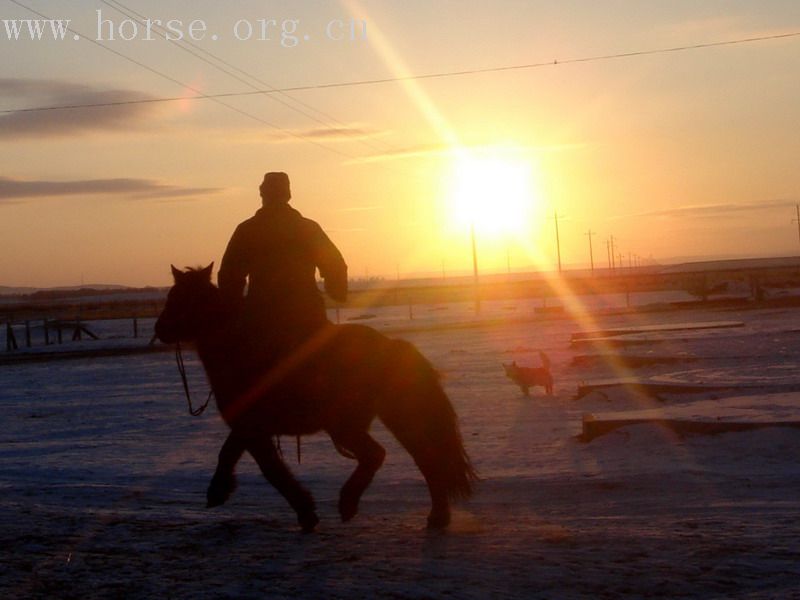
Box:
[381,421,451,528]
[418,462,451,529]
[247,436,319,533]
[207,430,246,508]
[330,429,385,523]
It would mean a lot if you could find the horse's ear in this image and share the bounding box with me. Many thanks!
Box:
[170,264,184,283]
[200,262,214,281]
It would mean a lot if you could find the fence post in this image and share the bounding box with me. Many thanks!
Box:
[43,319,50,345]
[25,321,31,347]
[408,296,414,320]
[57,322,63,344]
[133,317,139,339]
[6,322,17,351]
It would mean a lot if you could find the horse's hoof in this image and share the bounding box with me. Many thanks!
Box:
[298,511,320,533]
[206,475,236,508]
[338,497,358,522]
[426,511,450,530]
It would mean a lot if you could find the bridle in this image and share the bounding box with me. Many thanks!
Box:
[175,341,213,416]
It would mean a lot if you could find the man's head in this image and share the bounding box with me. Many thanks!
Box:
[260,172,291,204]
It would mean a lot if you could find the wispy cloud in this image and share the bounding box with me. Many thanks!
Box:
[345,143,448,164]
[1,79,92,98]
[0,78,161,139]
[616,199,797,220]
[345,141,586,164]
[0,176,223,201]
[221,124,383,146]
[262,125,381,143]
[290,126,376,140]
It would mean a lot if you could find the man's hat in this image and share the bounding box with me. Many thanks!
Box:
[260,172,291,202]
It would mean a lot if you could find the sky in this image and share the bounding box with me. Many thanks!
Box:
[1,0,799,287]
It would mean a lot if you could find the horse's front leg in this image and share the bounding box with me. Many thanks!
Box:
[330,429,386,523]
[247,436,319,533]
[207,429,246,508]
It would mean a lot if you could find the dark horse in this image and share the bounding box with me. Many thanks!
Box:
[155,264,476,531]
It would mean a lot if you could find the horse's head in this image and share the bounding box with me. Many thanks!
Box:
[155,263,220,344]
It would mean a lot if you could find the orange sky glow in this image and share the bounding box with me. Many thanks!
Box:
[1,1,799,287]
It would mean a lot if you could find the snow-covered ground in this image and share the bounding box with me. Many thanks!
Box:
[1,300,800,599]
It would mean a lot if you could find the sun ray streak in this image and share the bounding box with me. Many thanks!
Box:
[343,4,703,484]
[341,0,461,151]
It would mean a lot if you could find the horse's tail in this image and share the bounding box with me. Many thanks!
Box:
[376,339,477,501]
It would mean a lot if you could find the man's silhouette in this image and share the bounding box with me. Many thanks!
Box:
[218,172,347,357]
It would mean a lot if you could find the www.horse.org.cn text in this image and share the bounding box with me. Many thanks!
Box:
[2,10,368,47]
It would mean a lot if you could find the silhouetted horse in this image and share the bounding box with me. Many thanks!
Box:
[155,264,476,531]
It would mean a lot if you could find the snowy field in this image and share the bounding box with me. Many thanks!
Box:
[2,299,800,599]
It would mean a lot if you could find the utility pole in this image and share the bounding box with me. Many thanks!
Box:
[554,211,562,274]
[585,230,596,275]
[606,239,611,271]
[471,223,480,314]
[794,204,800,249]
[610,235,616,271]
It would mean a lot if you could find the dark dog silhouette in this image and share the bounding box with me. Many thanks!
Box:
[503,351,553,396]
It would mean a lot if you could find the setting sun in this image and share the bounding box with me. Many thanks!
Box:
[446,148,543,240]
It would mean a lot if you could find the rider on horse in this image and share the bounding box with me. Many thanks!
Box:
[158,177,474,529]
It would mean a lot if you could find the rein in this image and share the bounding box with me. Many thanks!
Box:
[175,342,213,416]
[173,338,331,464]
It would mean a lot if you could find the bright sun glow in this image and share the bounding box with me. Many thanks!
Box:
[446,148,543,239]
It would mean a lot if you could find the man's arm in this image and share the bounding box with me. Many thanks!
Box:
[311,223,348,302]
[218,224,250,309]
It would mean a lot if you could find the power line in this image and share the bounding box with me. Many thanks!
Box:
[6,0,356,159]
[2,28,799,116]
[100,0,396,155]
